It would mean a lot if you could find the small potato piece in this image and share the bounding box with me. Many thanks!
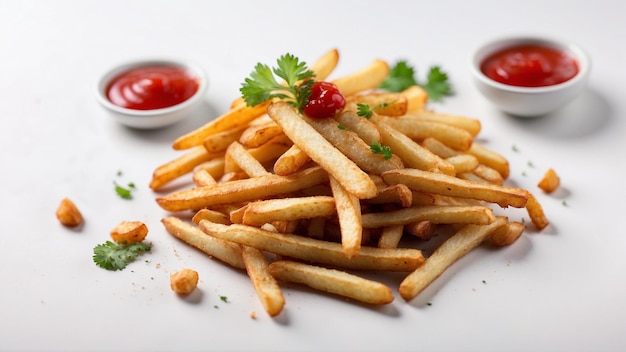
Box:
[538,168,560,193]
[110,221,148,244]
[56,198,83,227]
[170,268,199,295]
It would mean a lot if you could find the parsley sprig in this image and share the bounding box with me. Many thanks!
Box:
[380,61,453,102]
[240,53,316,112]
[356,102,394,119]
[370,141,393,160]
[93,241,152,271]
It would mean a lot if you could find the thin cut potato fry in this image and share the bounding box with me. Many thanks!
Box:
[489,221,525,246]
[399,216,507,301]
[332,59,389,97]
[161,217,245,269]
[473,164,504,185]
[351,92,408,116]
[156,166,329,212]
[333,109,381,145]
[198,221,424,271]
[242,196,336,226]
[406,110,482,136]
[330,176,363,258]
[368,183,413,207]
[238,122,284,148]
[378,225,404,249]
[378,115,474,151]
[268,260,394,305]
[361,205,495,228]
[526,192,550,230]
[267,102,377,199]
[150,146,217,190]
[194,157,226,180]
[382,168,529,208]
[538,168,560,193]
[309,48,340,81]
[173,101,270,150]
[467,142,510,179]
[446,154,479,175]
[421,137,459,159]
[405,221,437,240]
[241,245,285,317]
[273,144,311,176]
[203,126,247,152]
[402,85,428,112]
[224,141,270,177]
[192,209,231,225]
[192,168,217,187]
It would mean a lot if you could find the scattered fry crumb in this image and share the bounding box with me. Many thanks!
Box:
[55,198,83,227]
[250,311,257,319]
[170,268,199,295]
[110,221,148,243]
[537,168,560,193]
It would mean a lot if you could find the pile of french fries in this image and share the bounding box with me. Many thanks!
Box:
[152,49,549,317]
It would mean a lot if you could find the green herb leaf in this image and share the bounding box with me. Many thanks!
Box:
[370,141,393,160]
[380,61,453,102]
[93,241,152,271]
[219,295,229,303]
[356,102,394,119]
[240,53,316,111]
[114,181,133,199]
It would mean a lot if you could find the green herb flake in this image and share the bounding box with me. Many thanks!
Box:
[337,124,347,130]
[114,181,133,200]
[219,295,229,303]
[370,141,393,160]
[93,241,152,271]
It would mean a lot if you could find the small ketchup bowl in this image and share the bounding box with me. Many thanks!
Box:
[96,58,207,129]
[471,36,590,117]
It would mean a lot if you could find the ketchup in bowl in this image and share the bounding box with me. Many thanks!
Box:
[106,65,200,110]
[480,44,579,87]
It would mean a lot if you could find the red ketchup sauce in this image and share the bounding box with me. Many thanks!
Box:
[480,45,579,87]
[107,65,199,110]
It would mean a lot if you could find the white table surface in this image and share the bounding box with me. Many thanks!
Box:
[2,1,625,351]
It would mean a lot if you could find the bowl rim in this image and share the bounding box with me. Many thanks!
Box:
[95,57,208,117]
[471,35,591,94]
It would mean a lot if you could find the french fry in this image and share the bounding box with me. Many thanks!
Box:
[267,102,378,199]
[467,142,510,180]
[192,209,231,225]
[224,141,269,177]
[241,196,336,226]
[351,92,408,116]
[161,217,245,269]
[309,48,340,81]
[150,146,217,190]
[273,144,311,176]
[406,110,482,136]
[405,221,437,241]
[382,168,529,208]
[173,101,270,150]
[446,154,479,175]
[330,176,363,258]
[526,193,550,230]
[473,164,504,185]
[377,225,404,249]
[333,109,381,145]
[332,59,389,97]
[198,221,424,271]
[238,121,284,148]
[203,126,247,152]
[399,216,507,301]
[241,245,285,317]
[368,183,413,207]
[378,115,474,151]
[538,168,560,193]
[361,205,495,228]
[402,85,428,112]
[192,168,217,187]
[156,166,329,212]
[489,221,525,246]
[268,260,394,305]
[421,137,459,159]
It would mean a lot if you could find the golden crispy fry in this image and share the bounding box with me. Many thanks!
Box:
[306,114,404,175]
[203,126,247,152]
[405,111,482,136]
[526,193,550,230]
[161,216,245,269]
[173,101,270,150]
[242,196,336,226]
[382,168,529,208]
[194,157,226,180]
[402,85,428,112]
[198,221,424,271]
[351,92,408,116]
[224,141,269,177]
[170,268,199,295]
[538,168,560,193]
[332,59,389,97]
[150,146,217,190]
[55,198,83,227]
[399,217,507,301]
[467,142,510,180]
[489,221,525,246]
[421,137,459,159]
[333,110,381,145]
[377,225,404,249]
[241,245,285,317]
[382,116,474,151]
[238,122,284,148]
[368,184,413,207]
[273,144,311,176]
[192,209,231,225]
[405,220,437,240]
[309,48,340,80]
[192,168,217,187]
[373,119,453,175]
[330,177,363,258]
[267,102,377,199]
[446,154,479,175]
[157,166,329,212]
[268,260,394,305]
[361,205,495,228]
[473,164,504,185]
[110,221,148,244]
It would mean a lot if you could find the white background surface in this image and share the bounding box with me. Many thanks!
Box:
[1,1,625,351]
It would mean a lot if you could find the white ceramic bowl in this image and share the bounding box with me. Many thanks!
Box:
[96,58,207,129]
[471,36,590,117]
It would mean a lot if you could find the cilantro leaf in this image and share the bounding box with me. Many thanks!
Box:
[370,141,393,160]
[380,61,453,102]
[114,181,133,200]
[93,241,151,271]
[356,102,395,119]
[240,53,316,111]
